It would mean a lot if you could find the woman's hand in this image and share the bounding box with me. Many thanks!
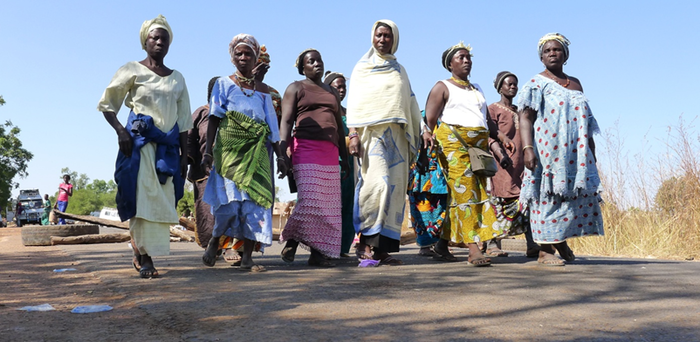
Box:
[348,135,361,157]
[421,131,435,152]
[201,154,213,176]
[117,127,133,157]
[523,148,538,171]
[500,135,515,154]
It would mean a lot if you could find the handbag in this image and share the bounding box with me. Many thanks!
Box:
[445,124,498,177]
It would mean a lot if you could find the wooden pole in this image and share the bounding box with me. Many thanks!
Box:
[50,233,131,245]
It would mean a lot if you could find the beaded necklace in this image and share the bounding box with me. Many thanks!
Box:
[450,76,482,109]
[544,69,570,88]
[233,72,256,97]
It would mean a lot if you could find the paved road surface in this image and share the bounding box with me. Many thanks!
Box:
[1,227,699,341]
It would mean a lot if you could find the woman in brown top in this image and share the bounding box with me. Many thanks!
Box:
[487,71,540,258]
[278,49,349,267]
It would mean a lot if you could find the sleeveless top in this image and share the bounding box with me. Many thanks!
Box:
[439,80,488,128]
[293,81,340,145]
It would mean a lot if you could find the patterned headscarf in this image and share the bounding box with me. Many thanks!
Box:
[323,71,345,86]
[494,71,517,91]
[441,41,472,71]
[294,48,319,75]
[257,45,270,64]
[229,34,261,64]
[140,15,173,50]
[538,32,570,60]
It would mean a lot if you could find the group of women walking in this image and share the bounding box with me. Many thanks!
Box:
[98,15,604,278]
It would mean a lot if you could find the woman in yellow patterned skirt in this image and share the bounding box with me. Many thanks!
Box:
[424,42,514,266]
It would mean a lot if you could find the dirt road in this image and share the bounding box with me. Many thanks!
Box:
[1,227,699,342]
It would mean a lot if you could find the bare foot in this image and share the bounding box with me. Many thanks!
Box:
[202,236,220,267]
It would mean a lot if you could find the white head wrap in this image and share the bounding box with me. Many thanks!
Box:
[229,33,261,64]
[140,15,173,50]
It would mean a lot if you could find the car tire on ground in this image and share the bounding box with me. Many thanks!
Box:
[21,224,100,246]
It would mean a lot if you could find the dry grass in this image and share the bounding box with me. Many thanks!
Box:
[568,117,700,260]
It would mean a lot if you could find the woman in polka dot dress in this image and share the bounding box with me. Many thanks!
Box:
[518,33,604,266]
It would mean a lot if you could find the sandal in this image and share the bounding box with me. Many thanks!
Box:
[485,248,509,257]
[238,264,266,272]
[223,249,241,263]
[355,249,373,261]
[538,253,565,267]
[467,257,491,267]
[139,266,159,278]
[432,251,458,262]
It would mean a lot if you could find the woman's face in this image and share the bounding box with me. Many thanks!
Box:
[540,40,567,68]
[373,25,393,55]
[144,28,170,59]
[500,76,518,98]
[449,49,472,79]
[330,77,347,101]
[63,175,70,183]
[233,45,256,76]
[302,51,324,80]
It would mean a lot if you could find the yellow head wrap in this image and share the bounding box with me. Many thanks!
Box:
[538,32,570,59]
[442,41,473,71]
[139,15,173,50]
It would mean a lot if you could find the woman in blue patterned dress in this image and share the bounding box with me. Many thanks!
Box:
[518,33,604,266]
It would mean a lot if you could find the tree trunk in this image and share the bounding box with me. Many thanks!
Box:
[50,233,131,245]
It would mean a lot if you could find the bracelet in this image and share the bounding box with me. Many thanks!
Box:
[348,132,359,139]
[276,157,286,161]
[203,152,213,158]
[522,145,534,151]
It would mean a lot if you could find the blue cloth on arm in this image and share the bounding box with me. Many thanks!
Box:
[114,111,184,221]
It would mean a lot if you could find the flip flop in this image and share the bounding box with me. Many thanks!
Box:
[467,257,491,267]
[223,249,241,263]
[538,253,565,267]
[485,249,509,257]
[238,264,266,272]
[355,249,373,261]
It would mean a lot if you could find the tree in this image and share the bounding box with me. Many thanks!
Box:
[0,118,34,213]
[177,189,194,217]
[0,95,5,106]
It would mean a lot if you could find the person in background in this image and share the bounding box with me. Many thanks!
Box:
[188,77,220,249]
[278,49,348,267]
[486,71,540,258]
[324,70,355,257]
[57,174,73,224]
[15,202,23,227]
[41,194,52,226]
[518,33,604,266]
[98,15,192,278]
[346,20,427,265]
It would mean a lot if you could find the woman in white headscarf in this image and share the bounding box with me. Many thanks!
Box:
[98,15,192,278]
[346,20,430,265]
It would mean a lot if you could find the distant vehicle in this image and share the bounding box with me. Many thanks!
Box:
[17,189,44,226]
[99,207,121,222]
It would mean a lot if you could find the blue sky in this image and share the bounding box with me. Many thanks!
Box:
[1,0,698,203]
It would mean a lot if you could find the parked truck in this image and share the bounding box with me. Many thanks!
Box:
[17,189,44,226]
